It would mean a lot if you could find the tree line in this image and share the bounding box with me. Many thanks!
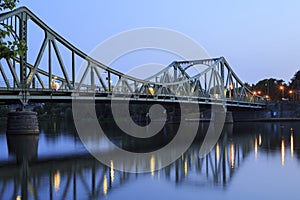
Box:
[247,70,300,102]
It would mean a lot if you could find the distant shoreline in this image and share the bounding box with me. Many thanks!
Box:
[234,118,300,122]
[185,117,300,123]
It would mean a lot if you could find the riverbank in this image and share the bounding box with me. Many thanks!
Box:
[235,117,300,122]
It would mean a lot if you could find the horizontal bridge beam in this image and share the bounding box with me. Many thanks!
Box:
[0,89,264,108]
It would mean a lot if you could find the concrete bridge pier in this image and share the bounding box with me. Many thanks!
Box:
[6,111,40,162]
[6,111,39,134]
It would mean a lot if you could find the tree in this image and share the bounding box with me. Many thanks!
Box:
[289,70,300,90]
[253,78,285,101]
[0,0,18,10]
[244,82,253,90]
[0,0,27,59]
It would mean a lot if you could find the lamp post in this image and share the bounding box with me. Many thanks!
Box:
[279,85,284,100]
[265,95,270,101]
[289,90,294,101]
[265,80,269,97]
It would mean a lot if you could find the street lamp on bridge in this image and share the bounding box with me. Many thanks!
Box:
[264,95,270,101]
[253,90,262,96]
[257,91,262,95]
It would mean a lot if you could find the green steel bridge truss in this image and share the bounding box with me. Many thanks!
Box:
[0,7,264,108]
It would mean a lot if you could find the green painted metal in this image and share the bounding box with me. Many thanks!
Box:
[0,7,265,108]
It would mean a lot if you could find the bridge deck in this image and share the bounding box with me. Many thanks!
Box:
[0,88,264,108]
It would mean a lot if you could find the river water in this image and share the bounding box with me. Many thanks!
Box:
[0,120,299,200]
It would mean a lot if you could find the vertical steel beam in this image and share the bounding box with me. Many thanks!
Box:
[220,61,224,85]
[48,40,52,89]
[108,71,111,92]
[91,66,95,90]
[72,51,75,89]
[174,65,177,92]
[134,81,137,93]
[204,73,207,95]
[18,12,28,105]
[13,59,16,88]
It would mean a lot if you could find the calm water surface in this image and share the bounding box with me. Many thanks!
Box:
[0,120,299,200]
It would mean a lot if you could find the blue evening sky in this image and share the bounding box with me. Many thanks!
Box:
[18,0,300,84]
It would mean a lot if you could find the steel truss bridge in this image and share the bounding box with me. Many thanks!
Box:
[0,7,264,108]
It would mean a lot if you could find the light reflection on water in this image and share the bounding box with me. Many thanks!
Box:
[0,121,299,199]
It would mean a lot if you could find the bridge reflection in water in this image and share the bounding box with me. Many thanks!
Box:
[0,122,298,200]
